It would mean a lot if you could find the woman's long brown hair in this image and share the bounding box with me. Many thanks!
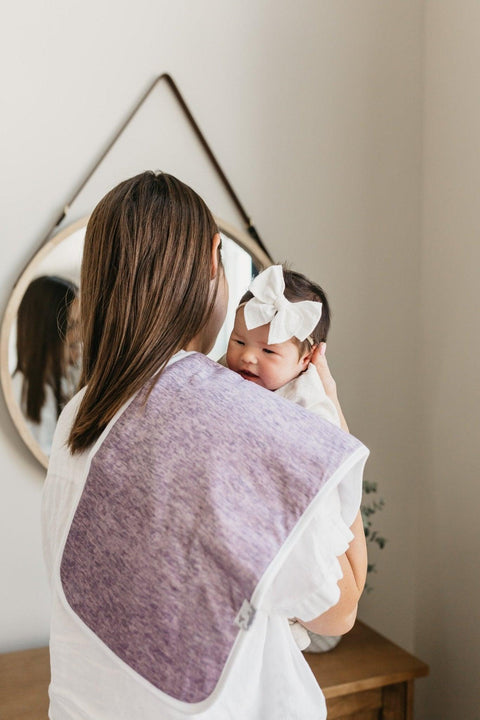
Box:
[68,171,220,453]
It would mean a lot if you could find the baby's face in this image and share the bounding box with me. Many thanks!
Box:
[226,307,310,391]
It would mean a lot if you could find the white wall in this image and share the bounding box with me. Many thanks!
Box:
[0,0,439,711]
[416,3,480,718]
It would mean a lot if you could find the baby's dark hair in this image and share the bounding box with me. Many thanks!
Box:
[240,266,331,355]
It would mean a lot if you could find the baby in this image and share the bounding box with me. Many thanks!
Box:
[225,264,340,427]
[224,264,343,652]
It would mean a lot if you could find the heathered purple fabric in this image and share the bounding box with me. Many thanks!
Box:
[60,353,362,703]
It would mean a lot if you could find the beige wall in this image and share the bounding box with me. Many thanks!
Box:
[0,0,424,650]
[6,2,480,719]
[416,3,480,718]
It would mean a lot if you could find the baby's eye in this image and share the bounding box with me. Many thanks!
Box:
[234,339,245,346]
[263,348,275,355]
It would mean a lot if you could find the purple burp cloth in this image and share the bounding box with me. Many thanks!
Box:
[61,353,362,703]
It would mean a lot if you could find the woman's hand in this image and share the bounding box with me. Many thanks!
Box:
[310,343,349,432]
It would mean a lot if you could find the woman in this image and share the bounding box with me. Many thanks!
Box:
[42,171,368,720]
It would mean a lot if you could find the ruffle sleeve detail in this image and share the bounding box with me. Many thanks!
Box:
[263,454,366,621]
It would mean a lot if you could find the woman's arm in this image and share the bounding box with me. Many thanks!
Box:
[310,343,349,432]
[299,510,367,636]
[299,347,367,634]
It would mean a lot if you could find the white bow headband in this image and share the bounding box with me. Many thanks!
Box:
[243,265,323,345]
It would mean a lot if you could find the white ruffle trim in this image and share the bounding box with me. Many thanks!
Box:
[264,486,355,620]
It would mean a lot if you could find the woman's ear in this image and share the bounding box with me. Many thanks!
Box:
[211,233,222,279]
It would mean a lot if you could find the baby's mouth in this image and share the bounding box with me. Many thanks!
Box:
[240,369,258,380]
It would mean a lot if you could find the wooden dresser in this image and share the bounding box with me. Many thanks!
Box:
[305,621,429,719]
[0,620,428,719]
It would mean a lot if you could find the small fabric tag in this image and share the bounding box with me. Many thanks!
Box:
[234,599,256,631]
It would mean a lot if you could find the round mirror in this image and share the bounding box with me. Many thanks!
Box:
[1,216,270,469]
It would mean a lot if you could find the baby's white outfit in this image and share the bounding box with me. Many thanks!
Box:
[275,364,341,427]
[276,364,343,651]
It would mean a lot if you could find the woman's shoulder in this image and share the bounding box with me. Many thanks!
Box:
[48,387,86,461]
[60,386,86,426]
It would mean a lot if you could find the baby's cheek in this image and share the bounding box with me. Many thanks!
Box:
[225,347,234,369]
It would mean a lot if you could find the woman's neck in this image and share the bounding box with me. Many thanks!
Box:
[183,337,205,354]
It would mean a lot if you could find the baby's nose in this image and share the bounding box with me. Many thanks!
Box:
[241,347,258,364]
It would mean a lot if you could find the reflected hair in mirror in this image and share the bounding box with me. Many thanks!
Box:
[69,171,220,453]
[16,275,78,423]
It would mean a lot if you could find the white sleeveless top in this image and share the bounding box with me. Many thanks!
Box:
[42,351,368,720]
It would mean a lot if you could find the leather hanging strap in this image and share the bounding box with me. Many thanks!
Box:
[40,73,271,261]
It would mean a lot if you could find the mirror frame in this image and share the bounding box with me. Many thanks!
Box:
[1,216,271,469]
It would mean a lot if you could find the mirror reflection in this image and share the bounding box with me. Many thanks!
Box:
[12,276,80,455]
[2,218,269,468]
